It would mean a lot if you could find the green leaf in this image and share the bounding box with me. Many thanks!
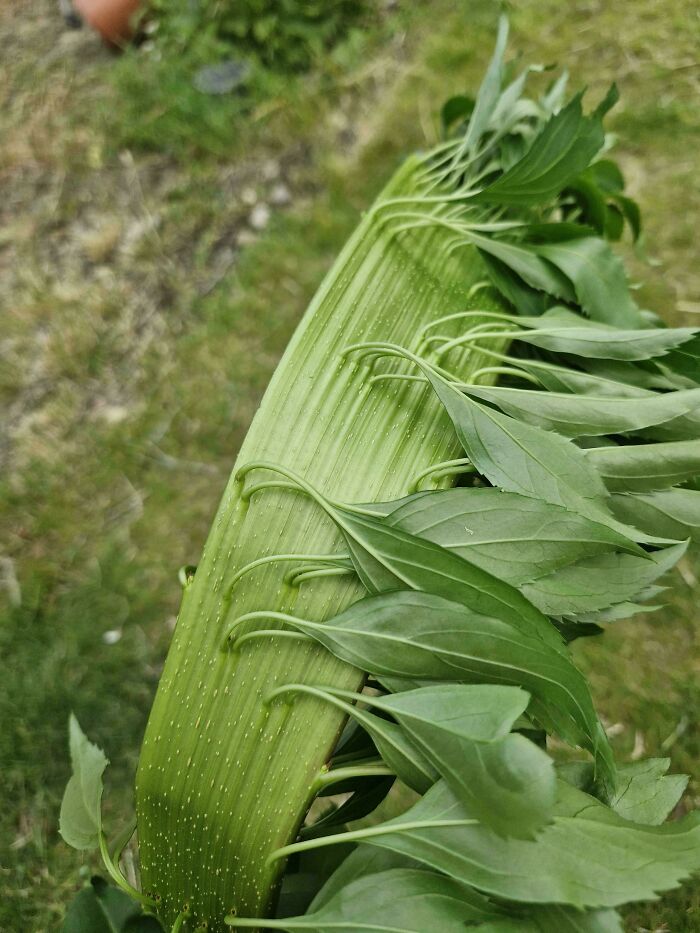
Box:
[568,176,608,236]
[59,715,108,851]
[472,93,605,207]
[585,439,700,491]
[610,759,688,826]
[282,591,615,787]
[383,487,642,585]
[227,868,501,930]
[460,383,700,438]
[515,359,655,398]
[418,364,627,531]
[304,776,395,838]
[610,488,700,542]
[441,95,475,133]
[521,541,687,616]
[311,852,623,932]
[343,779,700,909]
[533,236,640,327]
[610,193,641,241]
[662,333,700,382]
[310,848,425,912]
[470,232,577,303]
[459,15,509,155]
[478,251,548,316]
[366,684,556,839]
[62,877,149,933]
[468,905,623,932]
[510,310,698,360]
[589,159,624,193]
[325,500,565,648]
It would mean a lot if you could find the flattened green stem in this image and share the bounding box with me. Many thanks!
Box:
[99,832,157,909]
[137,155,506,929]
[266,819,478,866]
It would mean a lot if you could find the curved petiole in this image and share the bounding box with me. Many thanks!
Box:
[98,832,157,910]
[265,818,478,866]
[409,457,476,492]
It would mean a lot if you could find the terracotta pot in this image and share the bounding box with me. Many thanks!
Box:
[73,0,143,45]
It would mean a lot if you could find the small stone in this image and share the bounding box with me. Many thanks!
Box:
[103,629,122,645]
[261,159,280,181]
[193,59,251,96]
[95,404,129,425]
[269,183,291,207]
[241,187,258,206]
[249,203,270,231]
[237,230,258,247]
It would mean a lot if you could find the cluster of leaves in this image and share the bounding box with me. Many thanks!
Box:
[61,17,700,933]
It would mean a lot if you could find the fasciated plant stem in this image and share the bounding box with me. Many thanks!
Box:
[135,156,507,931]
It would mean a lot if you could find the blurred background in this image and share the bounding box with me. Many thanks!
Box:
[1,0,698,929]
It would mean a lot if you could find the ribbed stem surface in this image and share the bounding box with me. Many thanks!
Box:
[136,157,503,931]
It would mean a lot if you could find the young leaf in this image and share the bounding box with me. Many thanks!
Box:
[275,591,614,786]
[364,684,556,839]
[585,439,700,492]
[521,541,687,616]
[610,759,688,826]
[533,235,640,327]
[460,383,700,438]
[456,15,509,156]
[59,715,108,851]
[383,487,643,585]
[416,364,623,528]
[610,488,700,543]
[62,877,157,933]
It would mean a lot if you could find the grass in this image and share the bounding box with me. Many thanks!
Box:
[1,0,698,929]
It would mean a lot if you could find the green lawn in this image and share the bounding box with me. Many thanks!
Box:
[1,1,698,929]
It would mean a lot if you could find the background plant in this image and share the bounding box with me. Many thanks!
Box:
[107,0,374,158]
